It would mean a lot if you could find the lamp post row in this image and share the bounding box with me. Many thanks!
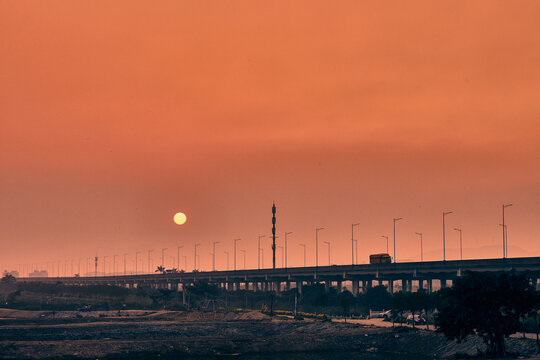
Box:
[19,205,513,277]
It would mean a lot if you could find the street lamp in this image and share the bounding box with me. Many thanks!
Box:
[393,218,402,263]
[161,248,167,268]
[316,227,324,267]
[285,232,292,268]
[381,235,389,254]
[352,223,360,265]
[354,239,358,264]
[113,255,118,275]
[299,244,306,267]
[177,246,183,270]
[212,241,220,271]
[502,203,513,258]
[223,250,229,270]
[234,238,241,271]
[442,211,453,261]
[240,249,247,269]
[324,241,331,266]
[415,232,423,262]
[147,250,153,274]
[258,235,265,270]
[194,244,200,271]
[454,228,462,261]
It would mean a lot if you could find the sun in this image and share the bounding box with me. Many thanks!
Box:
[173,212,187,225]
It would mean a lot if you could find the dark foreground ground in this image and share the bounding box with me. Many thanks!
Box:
[0,310,539,359]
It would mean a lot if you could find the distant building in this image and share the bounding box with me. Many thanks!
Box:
[28,270,48,278]
[2,270,19,278]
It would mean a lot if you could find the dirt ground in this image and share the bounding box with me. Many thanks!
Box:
[0,309,539,359]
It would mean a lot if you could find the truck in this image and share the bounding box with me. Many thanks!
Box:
[369,253,392,264]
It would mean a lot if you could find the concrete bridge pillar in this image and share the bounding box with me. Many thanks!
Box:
[388,279,394,294]
[296,281,303,295]
[418,279,424,291]
[352,280,359,296]
[285,281,290,291]
[361,280,371,292]
[325,280,331,292]
[440,278,447,289]
[336,280,342,292]
[427,279,433,293]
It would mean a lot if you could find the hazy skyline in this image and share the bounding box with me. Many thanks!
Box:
[2,1,540,272]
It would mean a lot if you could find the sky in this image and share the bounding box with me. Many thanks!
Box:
[1,1,540,275]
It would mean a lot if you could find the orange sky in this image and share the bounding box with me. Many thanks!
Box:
[1,1,540,274]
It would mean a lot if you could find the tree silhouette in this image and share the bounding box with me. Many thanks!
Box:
[155,266,166,274]
[435,271,536,357]
[1,274,16,284]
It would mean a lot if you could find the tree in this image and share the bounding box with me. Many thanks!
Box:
[391,291,407,326]
[364,285,392,311]
[415,289,434,330]
[155,266,166,274]
[406,291,422,329]
[339,290,354,321]
[435,271,536,357]
[1,274,16,284]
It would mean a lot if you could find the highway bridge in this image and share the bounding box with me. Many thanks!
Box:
[18,257,540,295]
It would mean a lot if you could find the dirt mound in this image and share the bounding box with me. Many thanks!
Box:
[222,311,271,321]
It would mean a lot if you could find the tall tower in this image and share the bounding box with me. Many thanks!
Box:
[94,256,98,276]
[272,203,276,269]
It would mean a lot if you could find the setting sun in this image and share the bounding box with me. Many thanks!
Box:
[173,212,187,225]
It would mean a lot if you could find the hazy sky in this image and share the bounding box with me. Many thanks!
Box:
[2,1,540,274]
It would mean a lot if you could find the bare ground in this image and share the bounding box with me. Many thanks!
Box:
[0,310,538,359]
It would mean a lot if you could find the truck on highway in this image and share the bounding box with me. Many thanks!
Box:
[369,253,392,264]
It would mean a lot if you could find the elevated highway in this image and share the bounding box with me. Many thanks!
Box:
[18,257,540,295]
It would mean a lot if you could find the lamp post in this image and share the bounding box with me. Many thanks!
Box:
[354,239,358,264]
[261,248,264,268]
[258,235,265,270]
[393,218,402,263]
[454,228,462,261]
[324,241,330,266]
[299,244,306,267]
[177,246,183,270]
[415,232,423,262]
[240,249,247,269]
[502,203,513,258]
[194,244,200,271]
[161,248,167,268]
[382,235,389,254]
[278,246,284,267]
[285,232,292,268]
[316,227,324,267]
[352,223,360,265]
[147,250,153,274]
[442,211,453,261]
[212,241,220,271]
[234,238,241,271]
